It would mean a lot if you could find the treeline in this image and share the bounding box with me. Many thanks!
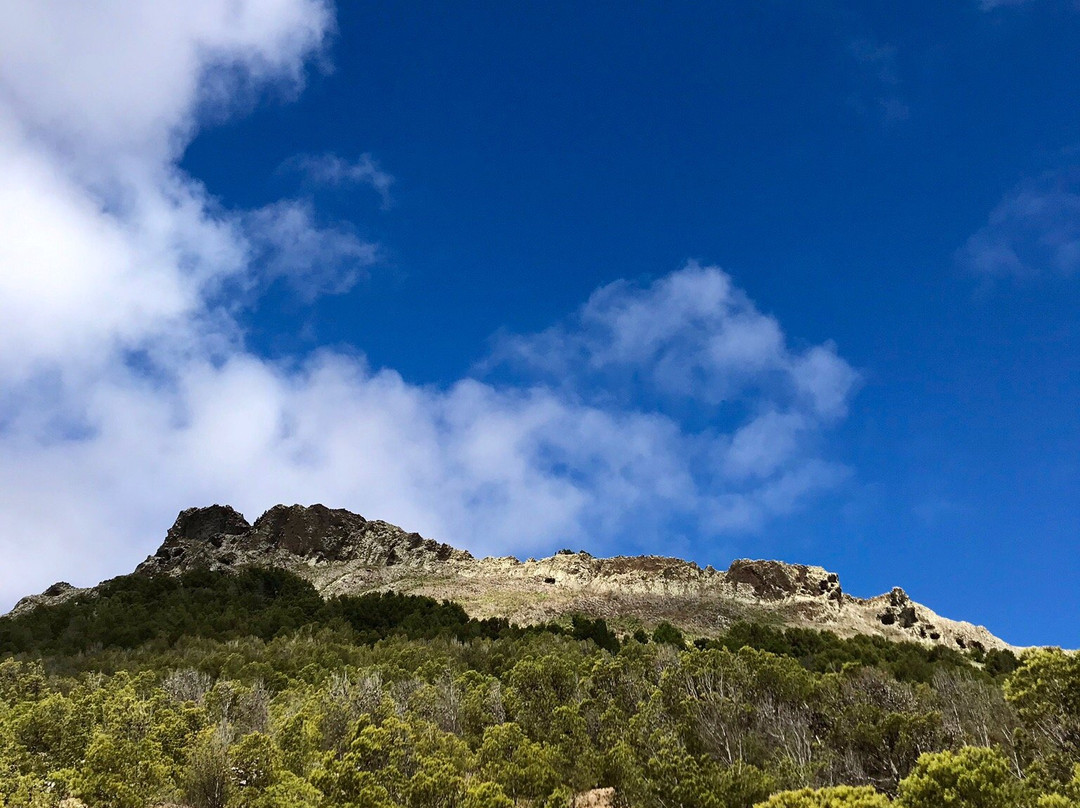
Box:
[0,567,1071,808]
[0,568,617,657]
[701,621,1019,683]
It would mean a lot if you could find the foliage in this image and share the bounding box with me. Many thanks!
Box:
[756,785,891,807]
[895,746,1026,807]
[710,622,987,684]
[0,567,1075,807]
[652,621,686,648]
[0,569,522,657]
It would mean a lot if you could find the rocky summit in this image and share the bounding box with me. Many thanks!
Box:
[12,503,1013,651]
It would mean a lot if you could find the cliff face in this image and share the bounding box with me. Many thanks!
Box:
[13,504,1014,652]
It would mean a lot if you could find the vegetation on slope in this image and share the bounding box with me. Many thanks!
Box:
[0,567,1073,808]
[0,568,617,658]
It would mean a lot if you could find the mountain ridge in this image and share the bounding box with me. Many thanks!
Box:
[10,503,1015,652]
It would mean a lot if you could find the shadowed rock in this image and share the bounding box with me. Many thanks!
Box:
[250,503,368,559]
[727,559,842,601]
[167,505,250,543]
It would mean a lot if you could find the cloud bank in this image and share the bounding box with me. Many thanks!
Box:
[0,0,858,610]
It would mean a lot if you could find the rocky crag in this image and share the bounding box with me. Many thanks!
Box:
[11,503,1013,652]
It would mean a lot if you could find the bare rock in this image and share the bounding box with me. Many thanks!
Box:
[726,559,841,601]
[573,788,615,808]
[7,502,1016,652]
[9,580,89,618]
[136,503,472,580]
[249,503,367,558]
[169,504,251,542]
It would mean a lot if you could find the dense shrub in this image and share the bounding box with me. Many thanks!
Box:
[0,568,1073,807]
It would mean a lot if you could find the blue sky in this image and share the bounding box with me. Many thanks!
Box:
[0,1,1077,647]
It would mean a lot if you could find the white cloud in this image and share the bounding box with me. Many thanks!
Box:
[0,309,855,608]
[0,0,331,168]
[0,2,860,611]
[0,0,335,387]
[0,122,198,382]
[958,172,1080,280]
[489,263,858,420]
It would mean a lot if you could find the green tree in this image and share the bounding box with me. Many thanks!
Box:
[0,659,46,703]
[183,726,231,808]
[895,747,1025,808]
[312,768,396,808]
[242,770,322,808]
[13,692,92,771]
[478,722,562,801]
[1005,649,1080,759]
[408,757,466,808]
[313,715,416,806]
[462,781,513,808]
[69,731,174,808]
[505,655,579,741]
[652,621,686,648]
[230,731,281,792]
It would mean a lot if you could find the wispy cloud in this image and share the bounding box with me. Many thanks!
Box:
[0,1,860,611]
[243,200,380,299]
[978,0,1036,10]
[283,152,394,207]
[957,171,1080,281]
[848,38,910,123]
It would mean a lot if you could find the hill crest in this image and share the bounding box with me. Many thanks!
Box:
[10,503,1013,652]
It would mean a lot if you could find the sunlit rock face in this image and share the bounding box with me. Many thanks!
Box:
[12,503,1014,652]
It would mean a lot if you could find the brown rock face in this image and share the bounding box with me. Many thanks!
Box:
[155,505,250,561]
[726,559,842,602]
[9,580,88,618]
[249,504,368,559]
[169,504,251,542]
[43,581,76,597]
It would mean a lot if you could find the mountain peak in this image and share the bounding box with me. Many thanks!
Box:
[167,504,251,544]
[143,503,471,577]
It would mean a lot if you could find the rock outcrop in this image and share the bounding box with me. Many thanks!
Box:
[10,581,89,617]
[12,504,1014,651]
[140,503,470,577]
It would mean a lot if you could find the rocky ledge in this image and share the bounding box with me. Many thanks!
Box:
[11,504,1014,652]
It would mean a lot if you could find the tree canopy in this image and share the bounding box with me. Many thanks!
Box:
[0,566,1071,808]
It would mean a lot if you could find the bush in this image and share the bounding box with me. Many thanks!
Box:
[755,785,891,807]
[652,621,685,648]
[896,747,1025,808]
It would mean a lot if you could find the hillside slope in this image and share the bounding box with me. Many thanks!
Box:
[11,503,1013,651]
